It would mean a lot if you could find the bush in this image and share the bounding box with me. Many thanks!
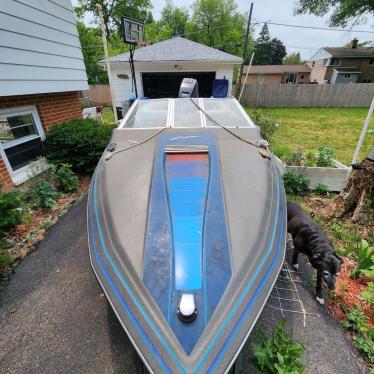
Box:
[0,187,25,234]
[283,170,310,196]
[316,147,335,167]
[249,110,279,143]
[250,319,305,374]
[315,183,329,195]
[52,163,78,193]
[288,149,304,166]
[44,118,115,174]
[351,239,374,279]
[28,181,60,210]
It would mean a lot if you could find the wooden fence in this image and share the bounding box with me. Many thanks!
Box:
[240,83,374,108]
[82,85,111,106]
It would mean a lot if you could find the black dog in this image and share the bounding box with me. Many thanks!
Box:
[287,202,343,305]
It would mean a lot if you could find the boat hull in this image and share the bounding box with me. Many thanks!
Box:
[88,127,287,373]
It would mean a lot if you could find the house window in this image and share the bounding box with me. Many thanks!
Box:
[330,58,342,66]
[323,58,329,66]
[363,79,372,83]
[286,73,297,84]
[344,73,351,78]
[311,61,315,67]
[369,58,374,65]
[0,105,45,185]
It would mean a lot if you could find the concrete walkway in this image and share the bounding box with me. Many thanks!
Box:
[0,199,369,373]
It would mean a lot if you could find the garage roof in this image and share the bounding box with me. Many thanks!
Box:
[108,37,242,63]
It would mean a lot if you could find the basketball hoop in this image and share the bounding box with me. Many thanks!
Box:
[121,16,144,45]
[120,16,146,98]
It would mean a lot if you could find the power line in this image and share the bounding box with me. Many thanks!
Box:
[254,20,374,34]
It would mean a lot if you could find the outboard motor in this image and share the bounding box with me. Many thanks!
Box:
[178,78,199,98]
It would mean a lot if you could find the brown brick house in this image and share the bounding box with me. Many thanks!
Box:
[307,40,374,84]
[241,65,311,84]
[0,0,88,189]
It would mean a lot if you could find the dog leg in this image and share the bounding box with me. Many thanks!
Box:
[291,248,299,270]
[315,269,324,305]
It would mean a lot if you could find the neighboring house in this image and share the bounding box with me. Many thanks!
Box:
[241,65,311,84]
[101,36,242,106]
[0,0,88,189]
[307,39,374,84]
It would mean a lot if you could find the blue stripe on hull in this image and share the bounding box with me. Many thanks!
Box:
[143,132,232,354]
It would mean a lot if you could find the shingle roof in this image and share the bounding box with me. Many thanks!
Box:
[324,47,374,58]
[242,65,311,74]
[108,37,242,63]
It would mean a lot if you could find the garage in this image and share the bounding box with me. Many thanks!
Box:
[105,36,242,105]
[142,72,216,98]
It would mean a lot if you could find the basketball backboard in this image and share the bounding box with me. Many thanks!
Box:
[121,16,144,45]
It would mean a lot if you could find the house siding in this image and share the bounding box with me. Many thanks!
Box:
[0,91,82,189]
[0,0,88,96]
[110,62,235,106]
[309,56,374,83]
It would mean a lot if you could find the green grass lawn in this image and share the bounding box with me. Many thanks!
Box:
[249,108,374,165]
[102,106,116,125]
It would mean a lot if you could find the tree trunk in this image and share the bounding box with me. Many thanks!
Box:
[332,157,374,224]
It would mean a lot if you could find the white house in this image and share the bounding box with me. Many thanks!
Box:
[0,0,88,188]
[103,37,242,106]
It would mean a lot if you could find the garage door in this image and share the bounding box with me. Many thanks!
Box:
[142,72,216,98]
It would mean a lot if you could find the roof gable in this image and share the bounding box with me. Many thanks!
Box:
[108,37,242,63]
[309,47,374,61]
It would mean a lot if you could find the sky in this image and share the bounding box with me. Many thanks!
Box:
[72,0,374,60]
[152,0,374,60]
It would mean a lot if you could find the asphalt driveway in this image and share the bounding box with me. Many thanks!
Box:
[0,199,369,373]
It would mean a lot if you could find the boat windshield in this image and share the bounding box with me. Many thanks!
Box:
[120,98,255,129]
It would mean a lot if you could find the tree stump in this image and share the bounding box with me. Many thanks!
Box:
[332,157,374,225]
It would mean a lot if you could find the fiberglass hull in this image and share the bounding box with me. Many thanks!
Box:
[87,127,286,373]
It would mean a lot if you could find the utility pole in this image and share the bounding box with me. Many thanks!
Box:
[238,3,253,98]
[97,3,118,123]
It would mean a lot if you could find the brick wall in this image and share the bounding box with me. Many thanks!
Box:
[0,91,82,189]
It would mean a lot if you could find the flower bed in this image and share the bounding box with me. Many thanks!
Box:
[285,160,350,192]
[275,147,350,192]
[0,175,90,284]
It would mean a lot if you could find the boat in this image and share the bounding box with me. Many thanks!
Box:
[87,96,287,373]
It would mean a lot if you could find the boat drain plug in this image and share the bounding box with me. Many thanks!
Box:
[177,294,197,323]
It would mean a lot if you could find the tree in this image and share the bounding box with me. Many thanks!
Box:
[190,0,246,56]
[253,23,272,65]
[160,1,189,36]
[283,51,303,65]
[271,38,287,65]
[253,23,286,65]
[77,22,108,84]
[294,0,374,27]
[75,0,152,38]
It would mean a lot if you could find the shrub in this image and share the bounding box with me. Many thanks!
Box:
[315,183,329,195]
[248,110,279,143]
[342,307,374,365]
[0,187,25,234]
[0,251,16,273]
[283,170,310,196]
[28,181,60,210]
[316,147,335,167]
[288,149,304,166]
[351,239,374,279]
[250,319,305,374]
[305,159,317,167]
[44,118,115,174]
[362,282,374,307]
[52,163,78,193]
